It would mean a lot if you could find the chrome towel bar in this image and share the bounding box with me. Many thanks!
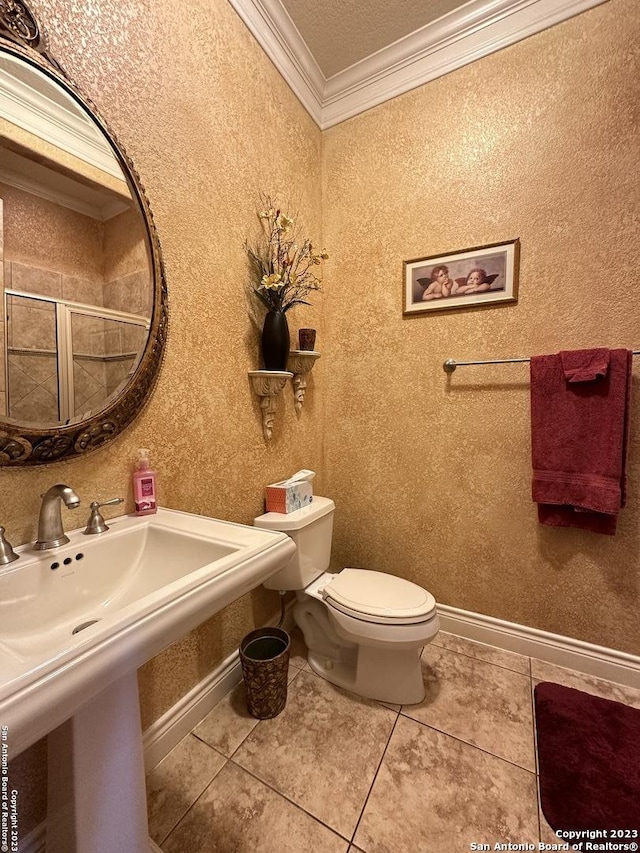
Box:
[443,352,640,373]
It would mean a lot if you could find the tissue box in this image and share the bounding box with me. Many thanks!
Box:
[265,480,313,514]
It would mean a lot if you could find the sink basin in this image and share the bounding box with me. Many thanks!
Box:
[0,507,296,757]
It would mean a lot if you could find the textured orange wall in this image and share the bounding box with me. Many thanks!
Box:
[4,0,640,835]
[322,0,640,655]
[2,0,324,722]
[3,0,323,830]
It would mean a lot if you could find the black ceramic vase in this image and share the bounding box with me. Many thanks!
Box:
[261,310,290,371]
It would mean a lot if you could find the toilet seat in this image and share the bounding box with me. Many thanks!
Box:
[321,568,436,626]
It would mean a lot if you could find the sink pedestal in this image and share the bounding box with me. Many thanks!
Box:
[47,673,149,852]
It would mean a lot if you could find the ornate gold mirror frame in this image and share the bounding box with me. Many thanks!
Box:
[0,0,168,465]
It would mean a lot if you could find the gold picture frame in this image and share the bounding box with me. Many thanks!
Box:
[403,239,520,315]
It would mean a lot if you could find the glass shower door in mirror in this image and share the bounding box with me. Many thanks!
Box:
[5,292,60,423]
[4,292,149,425]
[67,310,148,421]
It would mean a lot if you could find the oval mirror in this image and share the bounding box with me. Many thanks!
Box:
[0,3,167,465]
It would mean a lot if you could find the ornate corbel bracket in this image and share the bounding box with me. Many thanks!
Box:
[287,351,320,412]
[248,370,293,440]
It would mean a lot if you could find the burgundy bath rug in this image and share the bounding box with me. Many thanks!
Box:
[534,682,640,833]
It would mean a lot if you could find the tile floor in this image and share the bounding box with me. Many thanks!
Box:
[146,629,640,853]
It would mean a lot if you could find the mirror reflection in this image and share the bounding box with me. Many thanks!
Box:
[0,52,152,427]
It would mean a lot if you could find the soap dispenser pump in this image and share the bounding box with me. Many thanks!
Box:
[133,448,157,515]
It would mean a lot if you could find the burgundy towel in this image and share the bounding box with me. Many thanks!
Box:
[530,348,632,535]
[560,348,610,383]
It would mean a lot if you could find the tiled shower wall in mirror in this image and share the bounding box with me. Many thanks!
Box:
[1,184,151,424]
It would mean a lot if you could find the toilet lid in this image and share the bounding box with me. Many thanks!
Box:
[321,569,436,623]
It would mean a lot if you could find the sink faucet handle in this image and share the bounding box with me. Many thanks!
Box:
[96,497,125,509]
[83,498,124,536]
[0,527,19,565]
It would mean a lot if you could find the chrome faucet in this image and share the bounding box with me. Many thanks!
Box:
[34,484,81,550]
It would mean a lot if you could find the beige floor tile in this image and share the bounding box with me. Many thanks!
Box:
[287,663,304,682]
[146,734,226,845]
[433,631,530,675]
[162,761,349,853]
[530,659,640,708]
[403,645,535,770]
[193,681,260,757]
[301,662,400,712]
[353,715,539,853]
[194,668,301,757]
[233,669,397,839]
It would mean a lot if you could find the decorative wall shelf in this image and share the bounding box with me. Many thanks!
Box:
[287,350,320,412]
[248,370,293,439]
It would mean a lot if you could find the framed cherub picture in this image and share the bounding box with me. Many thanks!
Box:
[403,238,520,315]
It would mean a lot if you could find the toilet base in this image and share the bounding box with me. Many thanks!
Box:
[294,595,431,705]
[307,643,426,705]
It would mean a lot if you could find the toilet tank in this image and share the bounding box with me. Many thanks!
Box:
[254,497,335,590]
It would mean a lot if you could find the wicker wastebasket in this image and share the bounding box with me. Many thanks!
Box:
[239,627,290,719]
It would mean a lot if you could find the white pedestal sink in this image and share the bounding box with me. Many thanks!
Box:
[0,508,296,851]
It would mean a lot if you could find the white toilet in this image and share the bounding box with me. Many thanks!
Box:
[254,497,440,705]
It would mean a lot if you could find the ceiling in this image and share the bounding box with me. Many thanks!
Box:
[228,0,608,128]
[280,0,467,78]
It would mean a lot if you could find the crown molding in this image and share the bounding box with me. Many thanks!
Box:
[229,0,609,129]
[321,0,609,128]
[0,67,123,177]
[227,0,324,125]
[0,161,129,220]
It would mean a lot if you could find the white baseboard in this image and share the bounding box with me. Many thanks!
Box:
[143,602,295,772]
[437,603,640,689]
[20,603,637,851]
[144,603,640,776]
[142,649,243,773]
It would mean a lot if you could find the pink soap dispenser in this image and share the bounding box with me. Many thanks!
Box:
[133,447,157,515]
